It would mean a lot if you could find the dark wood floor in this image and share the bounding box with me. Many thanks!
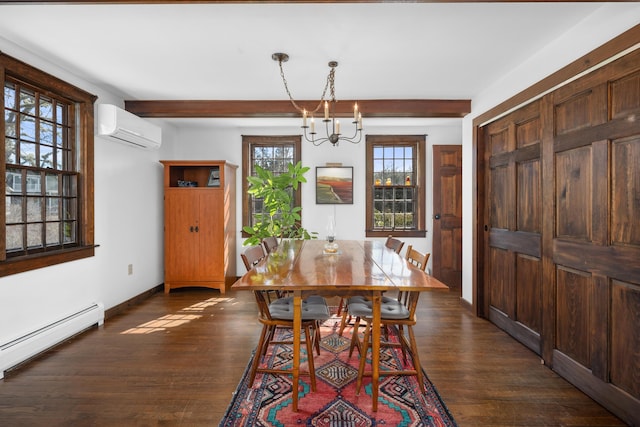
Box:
[0,288,625,426]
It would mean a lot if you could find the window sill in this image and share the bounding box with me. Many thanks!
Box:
[366,230,427,238]
[0,245,97,277]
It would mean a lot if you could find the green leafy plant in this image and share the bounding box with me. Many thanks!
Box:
[242,161,317,246]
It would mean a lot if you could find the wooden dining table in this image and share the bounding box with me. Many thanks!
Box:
[232,239,449,411]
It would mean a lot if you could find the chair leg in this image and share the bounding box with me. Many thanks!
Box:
[304,324,317,391]
[407,325,425,392]
[314,320,322,356]
[248,324,269,387]
[356,321,371,395]
[338,306,350,336]
[348,317,362,357]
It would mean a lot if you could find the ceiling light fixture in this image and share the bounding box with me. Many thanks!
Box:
[272,52,362,147]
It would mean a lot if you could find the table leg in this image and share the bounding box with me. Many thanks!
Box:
[371,291,381,412]
[292,290,302,412]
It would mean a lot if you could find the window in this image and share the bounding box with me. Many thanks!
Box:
[366,135,426,237]
[242,135,301,235]
[1,52,95,275]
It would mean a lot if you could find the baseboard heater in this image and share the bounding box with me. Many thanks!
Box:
[0,302,104,379]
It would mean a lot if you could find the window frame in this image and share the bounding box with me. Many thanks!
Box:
[365,134,426,238]
[1,52,96,276]
[241,135,302,238]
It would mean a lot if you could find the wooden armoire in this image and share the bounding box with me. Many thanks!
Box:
[161,160,237,294]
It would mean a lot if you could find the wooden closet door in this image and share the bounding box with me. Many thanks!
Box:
[546,52,640,423]
[483,101,543,354]
[481,48,640,424]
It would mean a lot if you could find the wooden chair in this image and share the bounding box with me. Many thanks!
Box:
[338,237,408,336]
[262,236,279,254]
[248,290,330,390]
[405,245,430,272]
[348,291,425,394]
[385,235,405,254]
[240,245,266,271]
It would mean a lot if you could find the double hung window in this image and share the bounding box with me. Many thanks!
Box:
[366,135,425,237]
[241,135,302,234]
[1,53,95,275]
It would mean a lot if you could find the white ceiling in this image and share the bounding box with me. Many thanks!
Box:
[0,2,636,129]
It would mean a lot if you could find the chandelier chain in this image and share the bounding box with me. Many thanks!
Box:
[277,59,329,115]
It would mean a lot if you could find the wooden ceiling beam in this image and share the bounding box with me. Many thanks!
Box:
[124,99,471,118]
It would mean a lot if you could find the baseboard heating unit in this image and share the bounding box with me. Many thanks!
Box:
[0,302,104,379]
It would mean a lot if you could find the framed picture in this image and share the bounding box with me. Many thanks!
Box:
[207,167,220,187]
[316,166,353,204]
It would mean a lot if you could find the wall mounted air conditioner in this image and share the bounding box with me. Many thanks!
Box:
[97,104,162,150]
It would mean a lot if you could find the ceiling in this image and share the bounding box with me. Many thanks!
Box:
[0,2,636,129]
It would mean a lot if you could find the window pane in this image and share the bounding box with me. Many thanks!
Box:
[63,221,76,243]
[40,121,54,146]
[63,198,77,220]
[5,111,16,137]
[63,175,77,197]
[27,197,42,222]
[20,88,36,114]
[6,224,24,251]
[4,82,16,109]
[56,104,64,124]
[20,114,36,141]
[27,223,43,249]
[6,196,23,223]
[40,144,54,168]
[46,222,60,246]
[40,97,53,120]
[46,197,60,220]
[20,142,36,166]
[46,174,59,194]
[26,171,41,194]
[6,137,17,164]
[56,125,65,147]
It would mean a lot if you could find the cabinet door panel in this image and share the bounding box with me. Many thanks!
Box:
[165,190,199,281]
[198,191,224,281]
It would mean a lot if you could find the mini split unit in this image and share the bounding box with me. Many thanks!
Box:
[97,104,162,150]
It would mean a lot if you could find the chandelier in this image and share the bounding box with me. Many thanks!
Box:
[272,52,363,146]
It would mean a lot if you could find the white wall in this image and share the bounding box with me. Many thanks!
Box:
[460,4,640,304]
[0,38,169,346]
[166,123,462,276]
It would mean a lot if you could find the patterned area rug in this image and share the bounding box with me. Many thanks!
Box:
[220,315,457,426]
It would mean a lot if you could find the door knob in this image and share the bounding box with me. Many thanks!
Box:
[434,214,441,220]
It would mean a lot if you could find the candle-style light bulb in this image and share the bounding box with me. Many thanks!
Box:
[336,120,340,135]
[324,101,329,120]
[302,109,307,127]
[310,117,315,133]
[354,103,358,122]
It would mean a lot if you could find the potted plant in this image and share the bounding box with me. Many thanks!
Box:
[243,161,317,246]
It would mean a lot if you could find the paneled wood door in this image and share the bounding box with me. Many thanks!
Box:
[481,49,640,425]
[432,145,462,290]
[483,101,543,354]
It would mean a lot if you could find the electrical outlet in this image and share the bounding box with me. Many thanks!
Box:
[128,264,133,275]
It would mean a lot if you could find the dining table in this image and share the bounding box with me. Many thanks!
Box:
[232,239,449,412]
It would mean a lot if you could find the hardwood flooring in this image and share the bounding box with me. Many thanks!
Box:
[0,288,626,426]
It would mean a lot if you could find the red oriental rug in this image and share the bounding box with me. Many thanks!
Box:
[219,315,457,426]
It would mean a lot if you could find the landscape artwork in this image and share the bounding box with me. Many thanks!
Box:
[316,167,353,204]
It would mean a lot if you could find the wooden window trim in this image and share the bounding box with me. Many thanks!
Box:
[0,52,96,277]
[241,135,302,238]
[365,135,426,238]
